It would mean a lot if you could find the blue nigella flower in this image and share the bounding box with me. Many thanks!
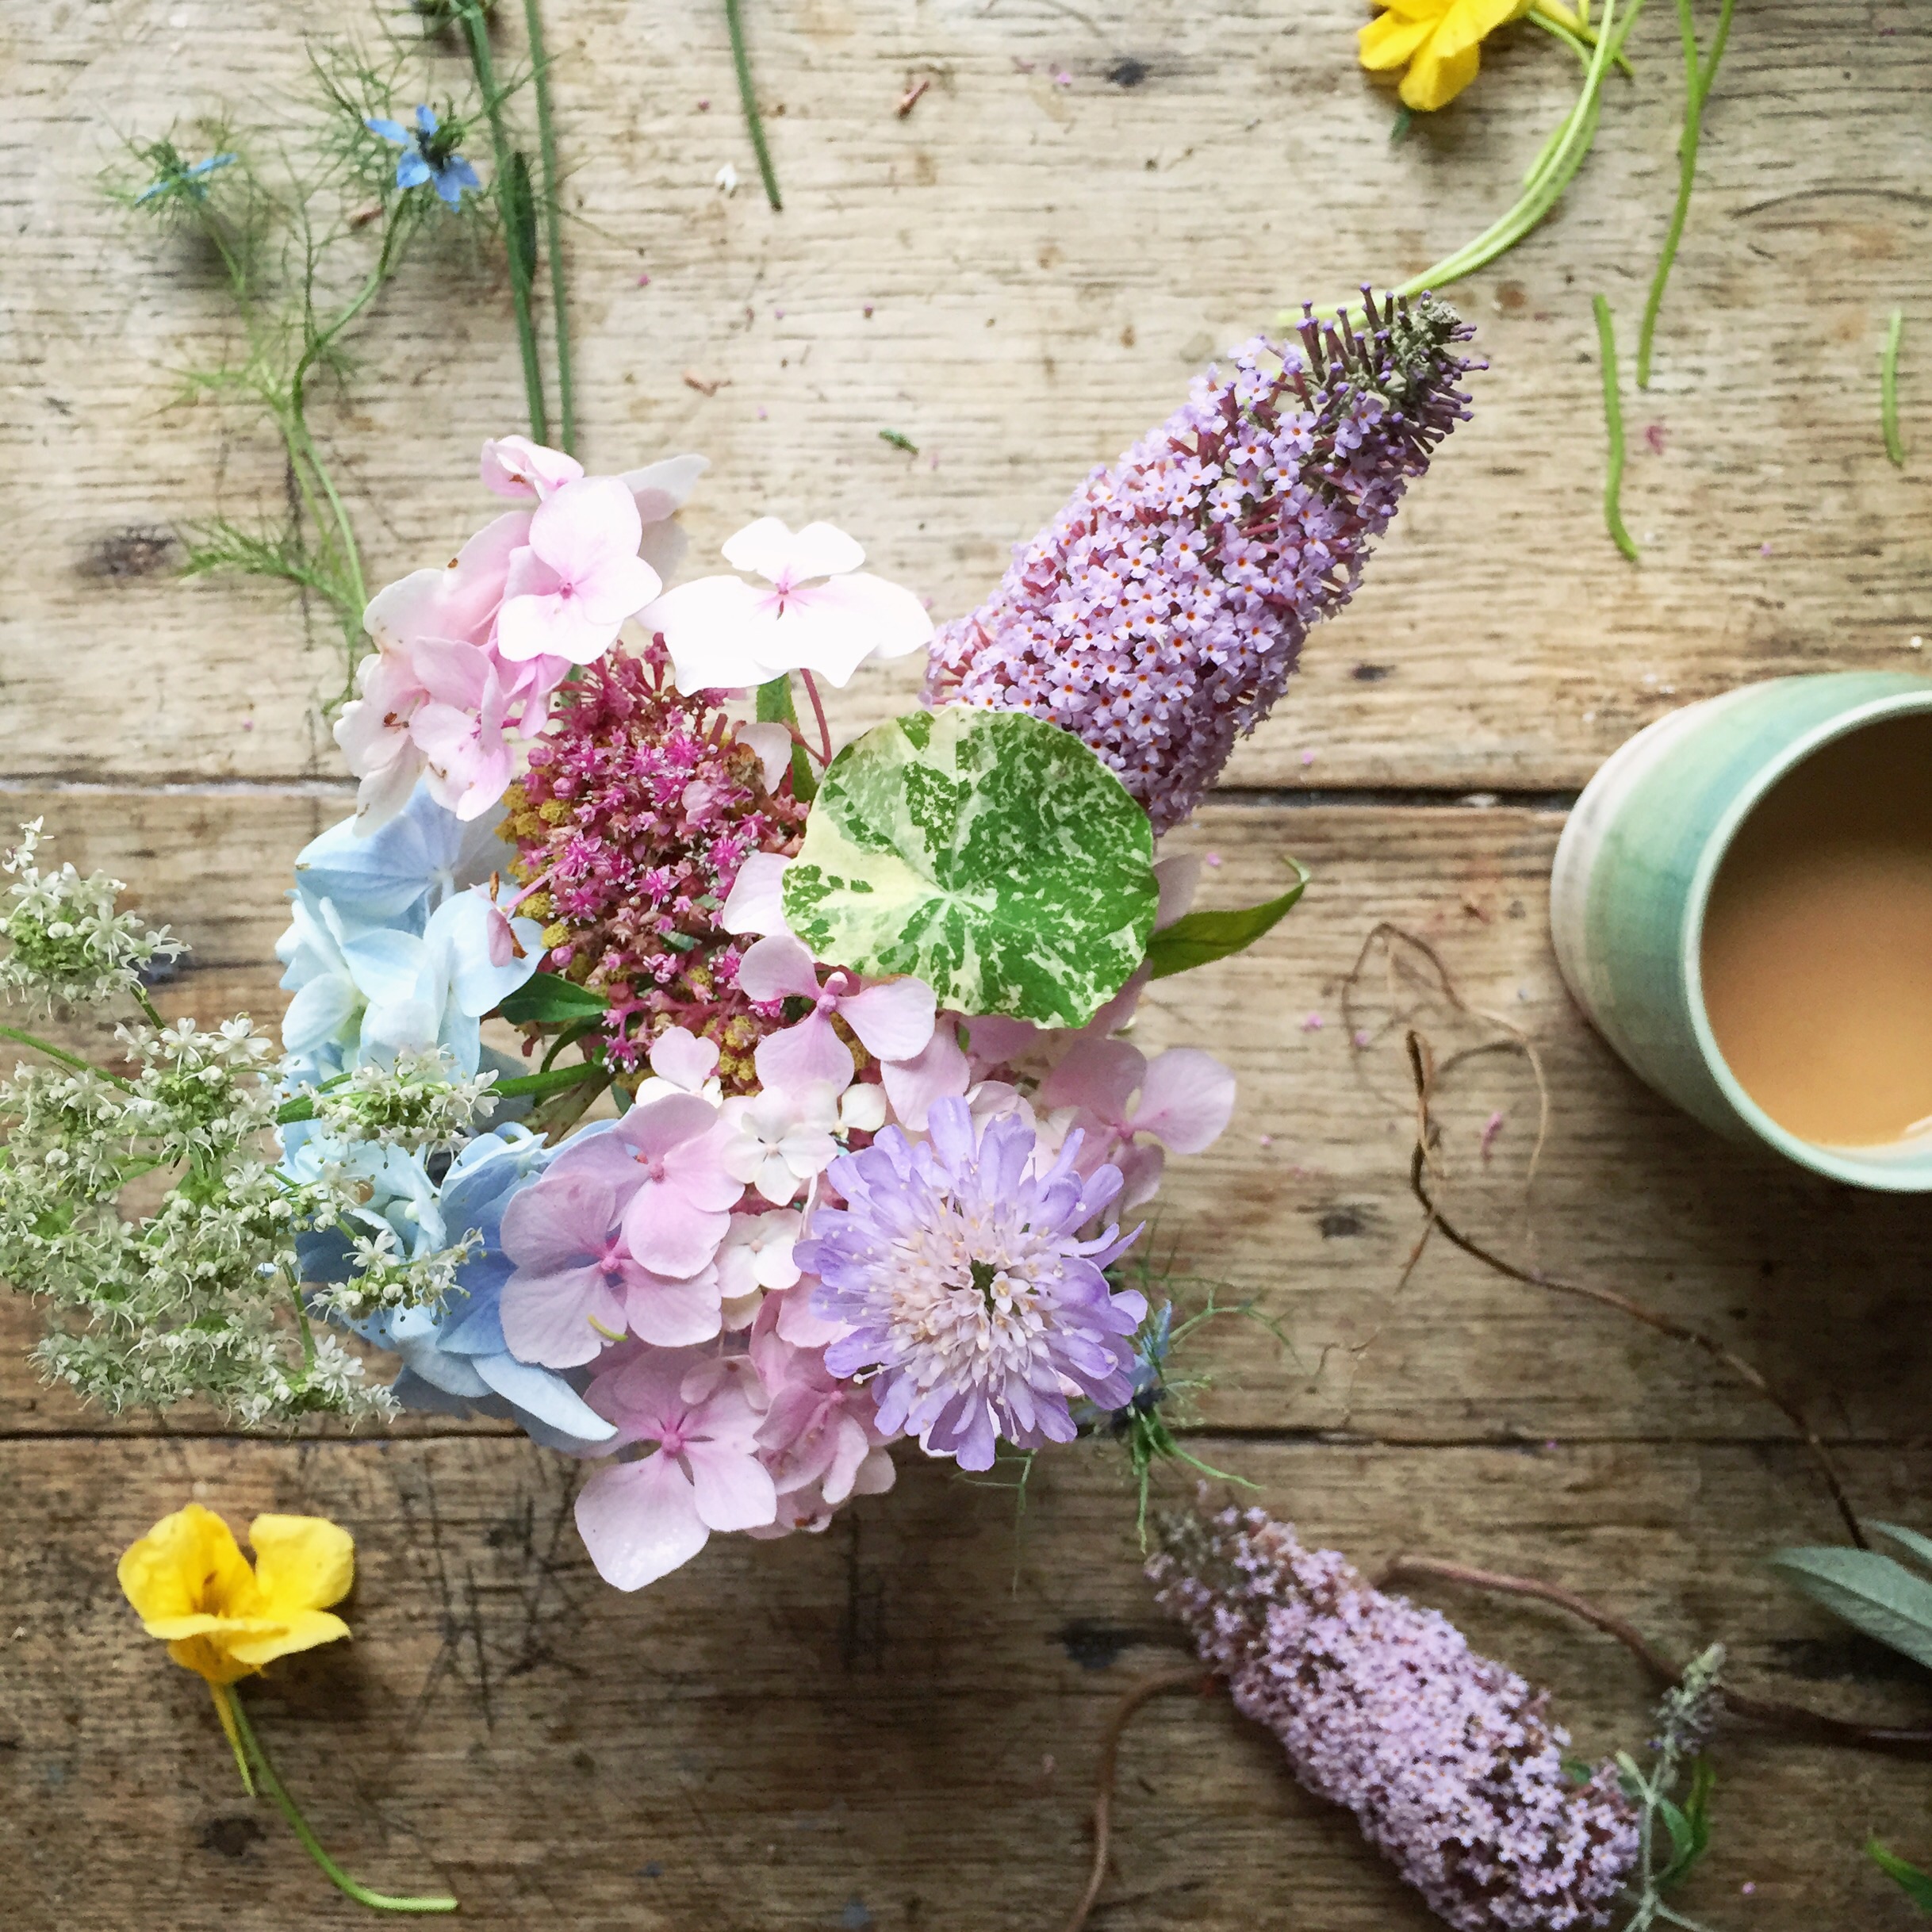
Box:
[365,105,481,207]
[135,148,236,205]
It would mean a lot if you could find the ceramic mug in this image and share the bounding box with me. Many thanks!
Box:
[1550,669,1932,1192]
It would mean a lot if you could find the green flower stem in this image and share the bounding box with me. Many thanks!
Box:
[1305,0,1644,325]
[724,0,784,212]
[220,1688,457,1915]
[284,216,410,623]
[273,1056,602,1126]
[460,2,550,443]
[0,1022,134,1090]
[1594,293,1640,562]
[1635,0,1735,387]
[1882,307,1907,467]
[1524,6,1635,80]
[209,1681,256,1796]
[523,0,575,454]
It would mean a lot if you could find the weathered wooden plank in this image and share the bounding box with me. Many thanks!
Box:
[3,788,1927,1458]
[3,1436,1927,1931]
[4,2,1929,790]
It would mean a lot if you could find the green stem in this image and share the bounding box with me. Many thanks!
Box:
[1881,306,1907,467]
[220,1688,457,1915]
[1635,0,1735,386]
[1524,6,1636,79]
[0,1023,134,1090]
[462,2,550,442]
[1309,0,1643,322]
[209,1681,256,1796]
[724,0,784,212]
[282,219,407,624]
[1594,293,1640,562]
[523,0,575,455]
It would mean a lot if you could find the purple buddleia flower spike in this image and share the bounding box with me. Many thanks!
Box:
[1148,1505,1640,1932]
[924,291,1478,832]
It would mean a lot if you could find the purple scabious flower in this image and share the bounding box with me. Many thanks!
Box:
[924,292,1477,832]
[1149,1506,1640,1932]
[796,1098,1144,1470]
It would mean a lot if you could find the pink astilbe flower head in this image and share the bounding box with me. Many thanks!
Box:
[1148,1505,1640,1932]
[501,640,810,1079]
[795,1096,1145,1470]
[924,292,1477,831]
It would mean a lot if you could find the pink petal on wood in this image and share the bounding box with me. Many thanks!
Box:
[574,1455,709,1590]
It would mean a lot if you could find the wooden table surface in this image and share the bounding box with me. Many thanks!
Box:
[4,3,1931,1927]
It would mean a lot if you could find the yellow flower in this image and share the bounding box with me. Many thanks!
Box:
[117,1502,354,1687]
[1360,0,1581,113]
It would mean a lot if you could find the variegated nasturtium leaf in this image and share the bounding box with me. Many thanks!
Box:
[781,707,1158,1026]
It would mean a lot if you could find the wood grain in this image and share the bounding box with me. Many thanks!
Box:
[4,1435,1929,1932]
[4,790,1926,1485]
[6,3,1930,1924]
[4,1,1930,790]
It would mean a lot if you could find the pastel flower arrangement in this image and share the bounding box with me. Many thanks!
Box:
[0,294,1476,1602]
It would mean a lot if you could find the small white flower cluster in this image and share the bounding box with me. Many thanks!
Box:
[308,1222,484,1323]
[0,844,494,1426]
[308,1046,497,1150]
[0,819,183,1006]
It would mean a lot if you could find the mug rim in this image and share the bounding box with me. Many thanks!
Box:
[1681,684,1932,1190]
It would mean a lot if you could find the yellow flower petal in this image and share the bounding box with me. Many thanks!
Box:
[1401,38,1482,109]
[1431,0,1522,60]
[224,1609,352,1672]
[117,1504,259,1627]
[119,1504,355,1687]
[136,1612,284,1643]
[247,1513,355,1617]
[165,1634,258,1686]
[1359,10,1439,70]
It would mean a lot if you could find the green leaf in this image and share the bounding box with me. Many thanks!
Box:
[781,708,1158,1027]
[1144,858,1309,980]
[1869,1841,1932,1913]
[1655,1759,1715,1892]
[498,972,609,1027]
[1870,1522,1932,1575]
[1767,1546,1932,1670]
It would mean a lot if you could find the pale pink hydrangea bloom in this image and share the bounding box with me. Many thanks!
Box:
[744,1298,896,1537]
[575,1347,778,1589]
[631,1025,725,1108]
[1037,1036,1238,1208]
[545,1093,742,1277]
[336,438,702,833]
[642,516,933,692]
[497,1171,724,1365]
[738,933,937,1091]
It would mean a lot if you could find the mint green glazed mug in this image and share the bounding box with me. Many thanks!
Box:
[1550,670,1932,1192]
